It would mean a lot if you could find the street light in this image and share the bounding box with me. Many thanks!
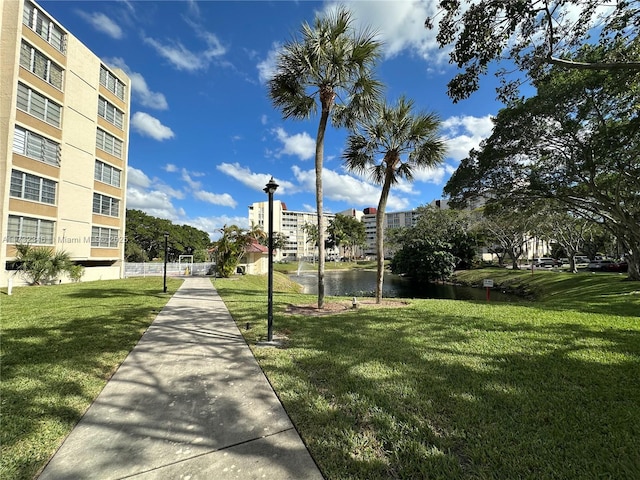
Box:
[263,176,279,342]
[163,231,169,293]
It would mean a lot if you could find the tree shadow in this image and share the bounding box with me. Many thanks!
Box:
[243,298,640,479]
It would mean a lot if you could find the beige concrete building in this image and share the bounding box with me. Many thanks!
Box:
[248,200,337,262]
[1,0,130,287]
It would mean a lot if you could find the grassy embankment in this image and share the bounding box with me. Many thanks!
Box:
[1,277,182,480]
[214,269,640,479]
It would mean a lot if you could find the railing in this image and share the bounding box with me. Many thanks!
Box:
[124,262,215,277]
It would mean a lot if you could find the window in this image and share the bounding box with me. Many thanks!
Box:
[20,41,63,89]
[10,170,56,204]
[16,83,61,127]
[97,96,124,129]
[22,1,66,53]
[93,193,120,217]
[99,66,125,101]
[7,215,54,244]
[13,126,60,166]
[91,226,119,248]
[94,161,121,187]
[96,129,123,158]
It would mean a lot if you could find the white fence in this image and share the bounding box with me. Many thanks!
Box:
[124,262,215,277]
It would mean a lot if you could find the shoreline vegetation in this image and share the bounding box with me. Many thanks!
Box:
[2,269,638,479]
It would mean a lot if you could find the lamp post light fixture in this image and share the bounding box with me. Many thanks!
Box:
[263,176,279,342]
[163,231,169,293]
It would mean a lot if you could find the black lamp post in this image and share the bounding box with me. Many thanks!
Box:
[163,231,169,293]
[263,176,279,342]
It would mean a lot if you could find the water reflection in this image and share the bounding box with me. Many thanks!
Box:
[291,269,516,302]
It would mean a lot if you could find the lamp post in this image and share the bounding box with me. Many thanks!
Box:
[263,176,279,342]
[163,231,169,293]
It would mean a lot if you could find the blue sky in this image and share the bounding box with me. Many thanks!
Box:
[41,0,504,239]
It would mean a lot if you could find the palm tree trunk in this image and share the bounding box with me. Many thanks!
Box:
[315,109,329,308]
[375,171,394,303]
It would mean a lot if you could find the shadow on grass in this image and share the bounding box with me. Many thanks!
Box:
[217,283,640,480]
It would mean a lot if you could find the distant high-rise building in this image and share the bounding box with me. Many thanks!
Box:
[1,0,131,286]
[248,200,337,262]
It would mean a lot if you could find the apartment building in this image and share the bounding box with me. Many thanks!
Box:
[248,200,337,262]
[1,0,131,287]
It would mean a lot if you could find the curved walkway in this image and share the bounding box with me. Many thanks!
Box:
[39,277,323,479]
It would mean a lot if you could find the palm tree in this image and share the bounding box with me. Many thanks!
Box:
[268,6,383,308]
[343,96,447,303]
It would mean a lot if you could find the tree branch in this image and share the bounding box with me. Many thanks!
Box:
[548,56,640,70]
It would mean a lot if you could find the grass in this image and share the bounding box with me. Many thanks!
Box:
[0,277,182,480]
[214,270,640,479]
[3,270,638,479]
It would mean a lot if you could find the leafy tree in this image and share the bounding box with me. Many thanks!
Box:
[391,237,456,283]
[14,244,78,285]
[327,214,366,261]
[427,0,640,102]
[343,96,446,302]
[444,47,640,280]
[536,204,598,273]
[390,206,476,282]
[268,6,383,308]
[475,209,535,270]
[212,225,254,278]
[125,209,211,262]
[302,223,319,261]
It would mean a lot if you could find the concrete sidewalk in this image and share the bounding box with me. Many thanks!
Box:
[38,277,323,479]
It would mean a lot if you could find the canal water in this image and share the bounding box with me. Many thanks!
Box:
[291,269,516,302]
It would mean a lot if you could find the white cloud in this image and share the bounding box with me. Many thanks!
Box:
[324,0,449,64]
[77,11,123,39]
[292,166,409,211]
[193,190,237,208]
[143,19,227,73]
[143,37,206,72]
[441,115,494,161]
[131,112,175,141]
[257,42,280,84]
[412,163,458,184]
[126,166,151,189]
[217,162,297,194]
[190,215,250,240]
[273,127,315,161]
[163,164,178,172]
[126,166,185,220]
[104,58,168,110]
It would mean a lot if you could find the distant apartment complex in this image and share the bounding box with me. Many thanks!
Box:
[1,0,131,287]
[248,200,338,262]
[247,200,447,262]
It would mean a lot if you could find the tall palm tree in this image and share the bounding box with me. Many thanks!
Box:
[343,96,447,303]
[268,6,383,308]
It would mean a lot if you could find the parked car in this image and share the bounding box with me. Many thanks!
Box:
[574,256,590,268]
[533,257,560,268]
[588,259,615,271]
[604,261,629,273]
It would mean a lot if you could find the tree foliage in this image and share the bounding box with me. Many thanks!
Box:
[343,96,446,302]
[212,225,256,278]
[444,47,640,279]
[327,214,366,260]
[268,6,383,308]
[390,206,476,282]
[14,244,80,285]
[125,209,211,262]
[427,0,640,102]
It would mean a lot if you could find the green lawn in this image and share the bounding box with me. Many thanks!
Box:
[3,271,639,479]
[0,277,182,480]
[214,270,640,479]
